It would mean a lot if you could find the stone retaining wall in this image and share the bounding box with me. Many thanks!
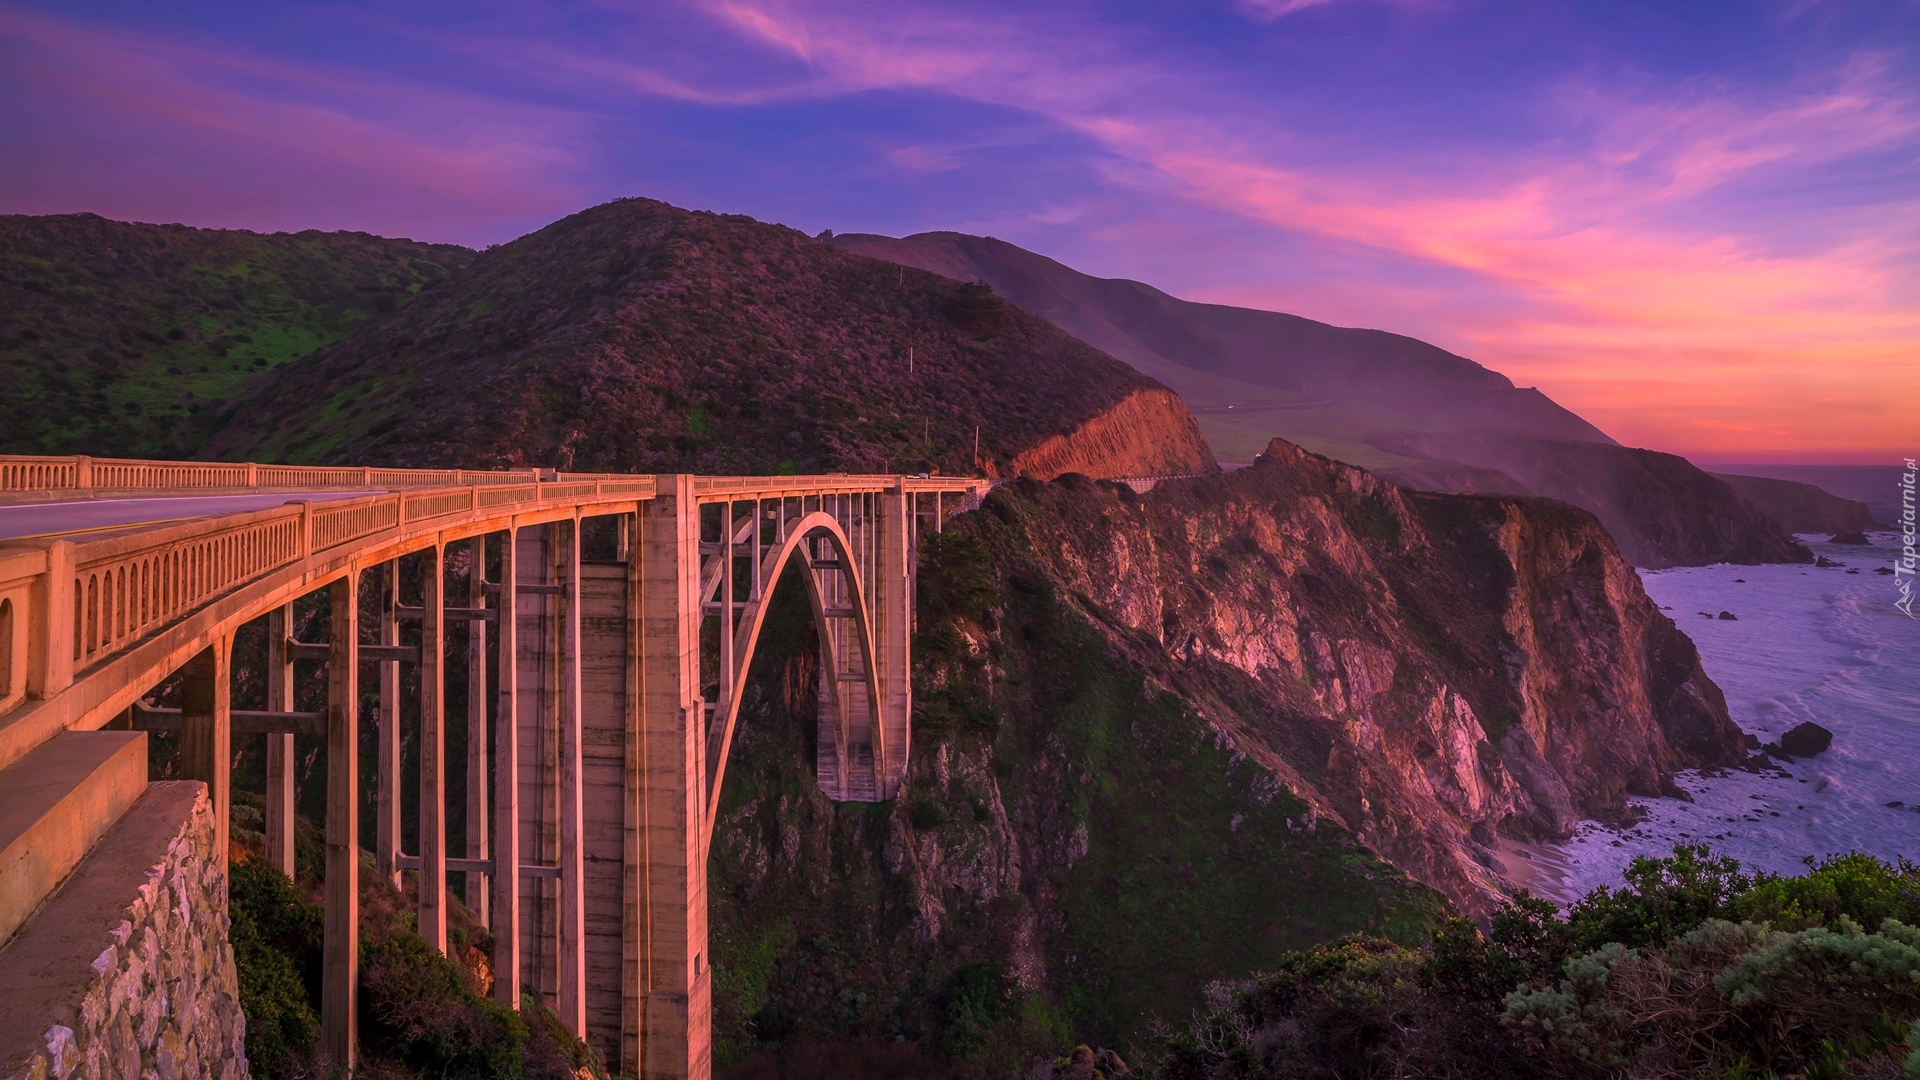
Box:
[0,781,249,1080]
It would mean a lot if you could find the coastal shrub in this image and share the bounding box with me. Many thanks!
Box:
[1140,849,1920,1080]
[935,962,1016,1058]
[1731,852,1920,932]
[1504,917,1920,1077]
[359,928,529,1079]
[917,531,997,627]
[228,857,323,1077]
[1561,844,1753,952]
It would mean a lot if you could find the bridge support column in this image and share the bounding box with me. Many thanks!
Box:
[323,571,361,1069]
[178,637,230,862]
[265,603,296,877]
[419,544,447,953]
[638,476,709,1080]
[466,535,490,923]
[492,527,522,1008]
[376,560,401,889]
[874,482,911,798]
[559,519,586,1036]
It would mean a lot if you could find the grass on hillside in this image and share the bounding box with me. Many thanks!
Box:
[0,212,471,458]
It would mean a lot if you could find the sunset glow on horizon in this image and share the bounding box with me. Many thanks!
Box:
[2,0,1915,462]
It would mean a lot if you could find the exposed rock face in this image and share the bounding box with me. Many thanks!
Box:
[706,437,1743,1060]
[1376,432,1813,568]
[1004,387,1216,479]
[985,440,1746,908]
[205,198,1213,480]
[1711,473,1882,533]
[0,782,248,1080]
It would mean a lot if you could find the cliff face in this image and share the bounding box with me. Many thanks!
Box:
[1376,433,1813,568]
[203,199,1213,479]
[981,441,1745,906]
[705,437,1744,1065]
[1711,472,1882,533]
[1003,387,1216,479]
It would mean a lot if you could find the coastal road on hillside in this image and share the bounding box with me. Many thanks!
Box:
[0,491,376,541]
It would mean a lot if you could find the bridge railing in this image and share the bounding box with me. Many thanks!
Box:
[3,475,662,706]
[0,454,548,497]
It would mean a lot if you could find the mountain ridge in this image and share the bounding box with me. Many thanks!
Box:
[203,199,1217,479]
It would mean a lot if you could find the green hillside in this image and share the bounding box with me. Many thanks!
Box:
[0,212,473,458]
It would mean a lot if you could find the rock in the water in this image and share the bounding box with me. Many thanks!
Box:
[1718,611,1738,620]
[1829,531,1870,545]
[1779,722,1833,757]
[1816,555,1843,567]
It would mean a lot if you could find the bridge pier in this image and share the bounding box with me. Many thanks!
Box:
[176,638,230,862]
[322,571,360,1069]
[264,603,295,877]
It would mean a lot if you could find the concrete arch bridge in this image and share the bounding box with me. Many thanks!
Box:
[0,455,986,1078]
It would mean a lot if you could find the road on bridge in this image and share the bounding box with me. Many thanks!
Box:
[0,490,376,541]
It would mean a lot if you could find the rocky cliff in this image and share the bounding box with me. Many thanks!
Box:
[1003,387,1214,480]
[1710,472,1882,533]
[706,437,1745,1066]
[1375,432,1813,568]
[203,199,1214,479]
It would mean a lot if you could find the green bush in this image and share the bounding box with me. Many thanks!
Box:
[359,929,531,1079]
[1140,848,1920,1080]
[228,858,323,1078]
[936,962,1015,1059]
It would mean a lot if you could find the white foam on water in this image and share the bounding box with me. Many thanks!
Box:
[1521,531,1920,903]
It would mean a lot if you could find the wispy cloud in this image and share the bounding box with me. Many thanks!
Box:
[664,0,1920,457]
[1234,0,1347,21]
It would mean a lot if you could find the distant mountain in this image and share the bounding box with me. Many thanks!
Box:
[832,229,1821,568]
[829,230,1613,467]
[1709,465,1904,530]
[206,199,1216,479]
[1709,473,1882,534]
[0,212,473,458]
[1375,432,1812,568]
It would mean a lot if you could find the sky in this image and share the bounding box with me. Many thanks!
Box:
[2,1,1916,463]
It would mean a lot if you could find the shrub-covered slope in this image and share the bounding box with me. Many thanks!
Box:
[204,199,1216,479]
[0,212,472,458]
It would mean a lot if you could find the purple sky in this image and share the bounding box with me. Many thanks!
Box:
[3,0,1916,460]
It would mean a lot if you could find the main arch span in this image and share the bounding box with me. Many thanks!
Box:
[0,455,986,1078]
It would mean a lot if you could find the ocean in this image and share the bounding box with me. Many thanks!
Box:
[1502,527,1920,902]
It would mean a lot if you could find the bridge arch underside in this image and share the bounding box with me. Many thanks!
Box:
[701,511,894,831]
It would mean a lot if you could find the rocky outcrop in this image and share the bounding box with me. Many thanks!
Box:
[1376,432,1813,568]
[0,782,248,1080]
[1711,473,1882,533]
[979,440,1745,910]
[1003,388,1217,479]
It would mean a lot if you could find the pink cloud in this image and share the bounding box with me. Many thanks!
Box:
[682,0,1920,459]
